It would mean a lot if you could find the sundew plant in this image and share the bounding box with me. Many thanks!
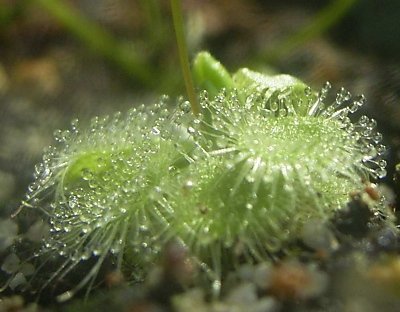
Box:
[2,0,393,302]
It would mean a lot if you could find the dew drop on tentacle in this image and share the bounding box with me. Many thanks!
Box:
[358,115,369,127]
[53,129,71,144]
[349,94,365,113]
[304,86,313,97]
[322,81,332,94]
[270,100,279,112]
[334,87,351,109]
[179,99,191,113]
[81,168,93,181]
[70,118,79,134]
[376,144,386,155]
[151,127,160,136]
[307,82,331,116]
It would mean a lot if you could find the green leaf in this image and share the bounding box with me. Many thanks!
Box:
[193,51,234,98]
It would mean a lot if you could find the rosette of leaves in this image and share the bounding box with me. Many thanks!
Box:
[3,52,391,301]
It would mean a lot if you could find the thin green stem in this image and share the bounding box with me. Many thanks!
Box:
[170,0,200,115]
[34,0,153,86]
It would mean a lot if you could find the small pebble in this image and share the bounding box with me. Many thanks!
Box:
[225,283,257,304]
[0,219,18,251]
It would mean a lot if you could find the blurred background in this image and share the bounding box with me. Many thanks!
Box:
[0,0,399,215]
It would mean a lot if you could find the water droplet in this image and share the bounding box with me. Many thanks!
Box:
[68,196,78,208]
[337,87,351,103]
[359,115,369,126]
[270,101,278,112]
[139,225,149,233]
[34,163,45,177]
[187,127,196,135]
[378,159,387,168]
[299,89,310,101]
[322,81,332,93]
[367,120,376,131]
[70,118,79,133]
[373,132,383,143]
[179,100,191,113]
[53,129,64,142]
[377,168,387,178]
[361,143,375,154]
[350,132,360,141]
[28,182,40,192]
[151,127,160,135]
[81,168,93,181]
[376,144,386,155]
[349,95,365,113]
[354,94,366,105]
[183,180,195,190]
[102,172,111,182]
[279,107,288,117]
